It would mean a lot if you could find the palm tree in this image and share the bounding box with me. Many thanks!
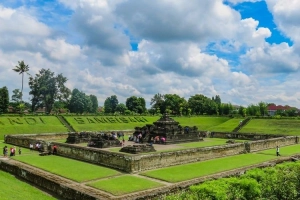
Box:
[12,61,30,102]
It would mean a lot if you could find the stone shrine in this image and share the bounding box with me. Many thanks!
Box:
[133,113,201,144]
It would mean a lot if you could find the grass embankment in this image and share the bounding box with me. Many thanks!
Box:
[208,118,244,132]
[64,116,231,132]
[87,175,163,195]
[240,119,300,135]
[174,116,230,130]
[63,116,159,131]
[0,170,56,200]
[141,144,300,183]
[0,116,67,139]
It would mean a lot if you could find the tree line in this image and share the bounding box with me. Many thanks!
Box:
[0,61,298,116]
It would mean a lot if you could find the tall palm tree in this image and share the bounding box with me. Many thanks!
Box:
[12,61,30,102]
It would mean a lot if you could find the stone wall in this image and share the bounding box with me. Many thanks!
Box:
[212,132,286,140]
[52,142,133,172]
[4,134,299,173]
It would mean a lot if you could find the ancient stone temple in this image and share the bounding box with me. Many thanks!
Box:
[133,113,201,144]
[66,132,121,148]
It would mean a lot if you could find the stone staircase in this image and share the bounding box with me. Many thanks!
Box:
[56,115,76,132]
[232,117,251,132]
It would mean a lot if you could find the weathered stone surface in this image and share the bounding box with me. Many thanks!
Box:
[133,113,201,145]
[120,144,156,154]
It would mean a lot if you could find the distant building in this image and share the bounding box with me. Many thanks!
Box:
[267,104,299,116]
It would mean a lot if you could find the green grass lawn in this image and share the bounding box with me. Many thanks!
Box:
[141,153,276,183]
[0,170,56,200]
[208,118,244,132]
[13,154,120,182]
[0,116,68,139]
[87,175,163,195]
[256,144,300,156]
[240,119,300,135]
[141,144,300,183]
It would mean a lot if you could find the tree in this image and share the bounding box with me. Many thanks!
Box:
[104,95,119,114]
[28,69,70,114]
[126,96,146,114]
[0,86,9,114]
[150,93,165,114]
[89,95,98,113]
[12,61,30,102]
[258,101,268,116]
[115,103,127,114]
[163,94,187,115]
[188,94,218,115]
[69,89,91,114]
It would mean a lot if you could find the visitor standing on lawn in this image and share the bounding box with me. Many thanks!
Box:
[276,146,281,156]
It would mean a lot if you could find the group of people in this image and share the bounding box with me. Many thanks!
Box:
[2,146,21,157]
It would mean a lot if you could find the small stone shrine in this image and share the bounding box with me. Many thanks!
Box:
[120,144,156,154]
[132,113,201,144]
[66,131,121,148]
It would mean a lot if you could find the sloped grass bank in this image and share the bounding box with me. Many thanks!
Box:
[0,170,56,200]
[208,118,244,132]
[0,116,67,139]
[87,175,163,195]
[13,154,120,182]
[240,119,300,135]
[64,116,231,132]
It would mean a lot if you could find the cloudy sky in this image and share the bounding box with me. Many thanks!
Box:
[1,0,300,108]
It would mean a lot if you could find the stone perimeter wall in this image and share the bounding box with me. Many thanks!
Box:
[4,133,299,173]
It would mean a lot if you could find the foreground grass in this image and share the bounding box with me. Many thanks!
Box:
[0,116,67,139]
[141,153,277,183]
[0,170,56,200]
[240,119,300,135]
[13,154,120,182]
[87,175,163,195]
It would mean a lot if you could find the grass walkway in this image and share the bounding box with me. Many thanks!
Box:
[87,175,163,195]
[13,155,120,182]
[140,144,300,183]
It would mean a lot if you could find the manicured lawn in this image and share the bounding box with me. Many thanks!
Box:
[208,118,244,132]
[141,153,276,183]
[0,170,56,200]
[240,119,300,135]
[0,116,68,139]
[13,154,120,182]
[256,144,300,156]
[87,175,163,195]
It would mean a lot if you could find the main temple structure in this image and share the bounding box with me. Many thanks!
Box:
[134,113,201,144]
